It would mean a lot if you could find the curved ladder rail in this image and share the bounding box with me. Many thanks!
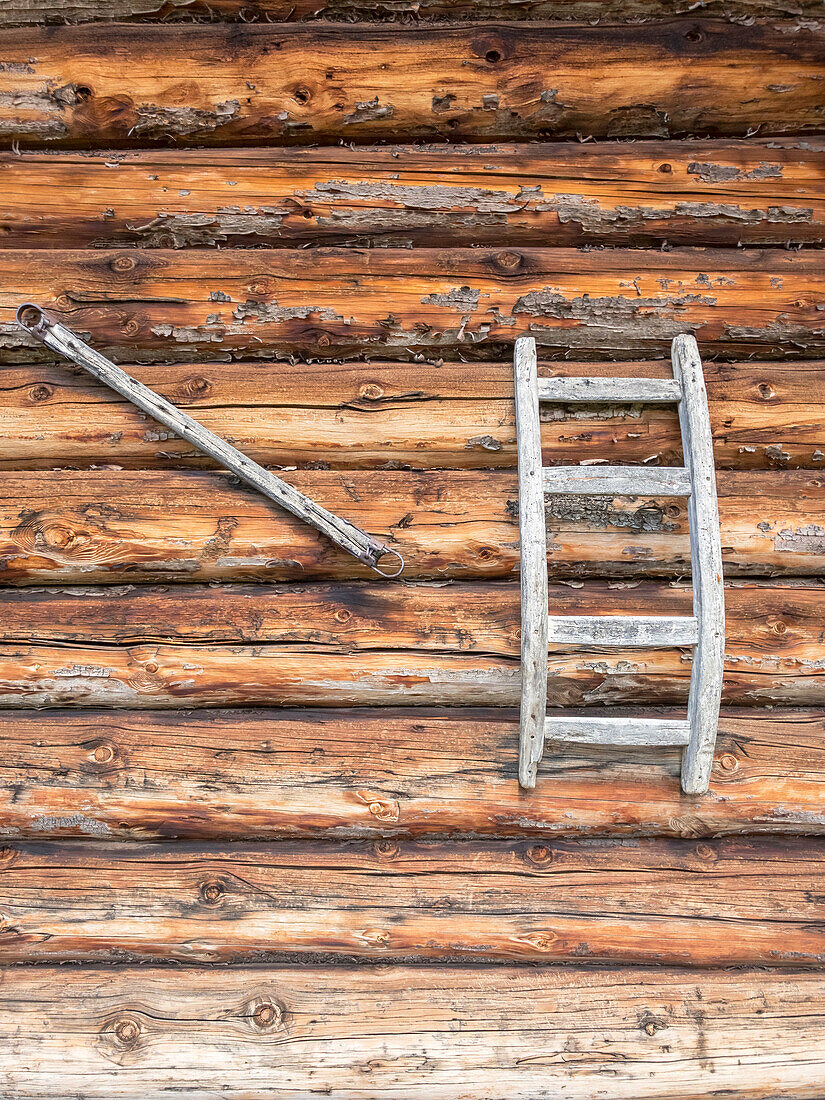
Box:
[513,334,725,794]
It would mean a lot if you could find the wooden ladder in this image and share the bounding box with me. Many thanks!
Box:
[514,334,725,794]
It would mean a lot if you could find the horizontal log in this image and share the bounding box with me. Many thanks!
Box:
[0,835,821,965]
[0,22,820,148]
[0,706,821,840]
[2,0,819,26]
[0,469,822,582]
[1,140,822,249]
[0,580,821,707]
[2,966,823,1100]
[1,248,822,361]
[3,357,824,470]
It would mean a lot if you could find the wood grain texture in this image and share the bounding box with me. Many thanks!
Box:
[0,835,821,965]
[2,248,823,361]
[0,22,820,147]
[0,469,822,582]
[0,580,821,707]
[1,0,820,26]
[3,357,825,470]
[1,140,821,249]
[1,965,823,1100]
[0,706,821,840]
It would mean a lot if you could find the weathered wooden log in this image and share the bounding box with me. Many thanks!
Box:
[3,355,824,471]
[0,580,820,707]
[0,469,822,582]
[0,707,820,840]
[1,248,822,361]
[1,140,821,249]
[1,965,823,1100]
[0,22,820,147]
[1,0,819,26]
[0,836,821,965]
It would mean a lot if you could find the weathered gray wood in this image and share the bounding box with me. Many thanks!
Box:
[543,466,692,496]
[547,615,698,647]
[514,336,548,789]
[544,716,692,746]
[673,335,726,795]
[15,304,400,575]
[538,377,682,404]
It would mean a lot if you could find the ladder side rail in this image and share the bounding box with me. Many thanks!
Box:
[514,337,549,789]
[672,335,726,794]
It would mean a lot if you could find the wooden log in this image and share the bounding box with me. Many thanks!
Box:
[0,140,821,249]
[0,469,822,582]
[1,966,823,1100]
[1,248,822,362]
[1,0,820,26]
[2,357,824,471]
[0,580,821,707]
[0,835,821,965]
[0,706,821,840]
[0,22,820,148]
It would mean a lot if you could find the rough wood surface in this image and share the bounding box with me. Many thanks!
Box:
[0,22,820,147]
[2,248,822,361]
[514,336,546,786]
[0,835,821,965]
[0,706,820,840]
[0,579,821,707]
[1,140,821,249]
[3,357,824,470]
[1,0,820,26]
[1,965,823,1100]
[1,469,822,582]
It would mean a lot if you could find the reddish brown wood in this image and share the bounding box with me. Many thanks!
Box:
[0,469,822,583]
[0,835,820,965]
[2,356,824,470]
[0,580,821,708]
[0,707,820,840]
[0,141,820,249]
[3,248,822,361]
[0,22,820,147]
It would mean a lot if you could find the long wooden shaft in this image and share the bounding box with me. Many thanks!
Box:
[15,304,402,576]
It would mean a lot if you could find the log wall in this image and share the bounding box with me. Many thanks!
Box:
[0,0,822,1095]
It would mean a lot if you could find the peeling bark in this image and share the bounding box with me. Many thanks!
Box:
[0,469,823,583]
[1,247,822,362]
[0,22,821,146]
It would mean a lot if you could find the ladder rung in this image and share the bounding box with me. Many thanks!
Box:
[538,377,681,404]
[543,466,692,496]
[544,717,691,747]
[548,615,699,647]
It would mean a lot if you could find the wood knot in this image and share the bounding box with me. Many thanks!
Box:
[0,847,17,866]
[250,998,284,1032]
[528,844,552,864]
[292,86,311,105]
[718,753,738,772]
[356,791,401,823]
[88,739,117,767]
[187,375,211,397]
[657,162,673,173]
[493,250,522,271]
[695,843,716,862]
[317,333,331,347]
[334,608,351,624]
[359,382,384,400]
[199,879,226,906]
[757,382,776,400]
[110,254,136,274]
[640,1013,668,1036]
[102,1015,142,1050]
[374,839,400,859]
[121,319,140,337]
[28,384,53,403]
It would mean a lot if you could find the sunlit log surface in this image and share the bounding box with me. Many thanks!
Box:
[2,357,824,470]
[0,141,821,249]
[0,22,820,147]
